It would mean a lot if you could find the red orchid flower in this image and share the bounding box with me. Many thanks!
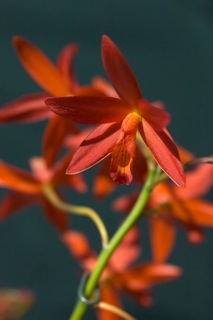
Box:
[0,288,34,320]
[113,159,213,263]
[0,38,79,123]
[45,35,185,186]
[0,36,103,167]
[63,227,182,319]
[65,127,147,198]
[0,151,87,235]
[64,94,164,198]
[149,162,213,262]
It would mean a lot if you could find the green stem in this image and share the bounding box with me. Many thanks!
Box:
[69,167,158,320]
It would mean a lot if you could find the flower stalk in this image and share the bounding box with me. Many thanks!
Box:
[69,166,159,319]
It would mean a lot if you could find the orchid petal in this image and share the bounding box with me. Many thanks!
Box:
[186,225,205,244]
[173,199,213,227]
[174,163,213,199]
[109,227,141,272]
[178,146,194,163]
[74,85,106,97]
[56,43,79,91]
[42,115,78,168]
[0,161,40,193]
[102,35,143,106]
[93,158,115,198]
[139,120,185,187]
[97,285,122,320]
[138,99,170,131]
[92,76,118,98]
[45,96,131,124]
[116,263,182,290]
[0,192,38,220]
[110,142,134,185]
[64,128,93,150]
[62,230,92,258]
[29,157,52,183]
[0,93,51,123]
[150,213,176,263]
[151,100,166,109]
[52,153,87,193]
[67,123,121,174]
[62,230,97,271]
[112,192,139,213]
[13,36,71,96]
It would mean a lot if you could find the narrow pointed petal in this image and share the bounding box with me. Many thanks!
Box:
[92,76,118,98]
[40,193,69,234]
[45,96,131,124]
[0,192,38,220]
[56,43,79,91]
[97,285,122,320]
[42,115,78,168]
[102,35,143,106]
[109,227,141,272]
[138,99,170,131]
[112,192,139,213]
[178,146,194,163]
[151,100,166,109]
[52,153,88,193]
[13,36,71,96]
[188,199,213,226]
[116,263,182,289]
[29,157,51,183]
[0,93,51,123]
[186,225,204,244]
[139,120,185,187]
[0,161,40,193]
[173,199,213,227]
[93,158,115,198]
[62,230,97,270]
[62,230,92,258]
[64,128,93,150]
[150,213,176,263]
[174,164,213,199]
[67,123,121,174]
[74,85,106,97]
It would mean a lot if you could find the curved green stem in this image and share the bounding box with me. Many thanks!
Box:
[42,184,109,248]
[69,167,158,320]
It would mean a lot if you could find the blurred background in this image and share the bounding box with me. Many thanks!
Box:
[0,0,213,319]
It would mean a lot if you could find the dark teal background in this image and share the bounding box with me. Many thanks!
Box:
[0,0,213,319]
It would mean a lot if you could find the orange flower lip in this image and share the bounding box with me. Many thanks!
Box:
[110,142,134,185]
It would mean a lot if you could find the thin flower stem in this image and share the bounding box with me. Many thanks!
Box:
[42,184,109,248]
[69,167,158,320]
[95,301,136,320]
